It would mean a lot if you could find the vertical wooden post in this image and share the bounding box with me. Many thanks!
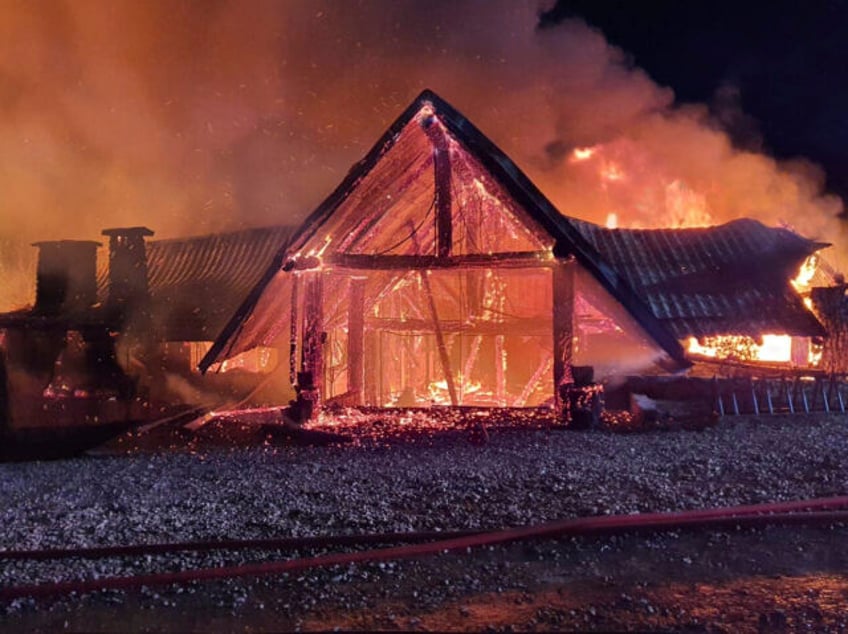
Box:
[288,274,300,386]
[347,277,365,403]
[495,335,506,406]
[300,271,324,413]
[422,118,452,258]
[0,349,8,434]
[552,258,575,413]
[363,329,378,406]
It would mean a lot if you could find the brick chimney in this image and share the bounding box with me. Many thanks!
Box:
[31,240,101,315]
[101,227,154,315]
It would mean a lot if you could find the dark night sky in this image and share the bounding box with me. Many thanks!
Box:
[545,0,848,206]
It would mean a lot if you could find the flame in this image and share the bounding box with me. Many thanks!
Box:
[571,147,596,162]
[605,212,618,229]
[575,144,717,229]
[664,180,712,228]
[684,256,826,367]
[791,255,818,292]
[427,379,483,405]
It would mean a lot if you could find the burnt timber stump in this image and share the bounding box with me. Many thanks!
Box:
[561,366,602,430]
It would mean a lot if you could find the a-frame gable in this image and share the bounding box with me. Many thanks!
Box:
[200,90,689,373]
[292,100,553,261]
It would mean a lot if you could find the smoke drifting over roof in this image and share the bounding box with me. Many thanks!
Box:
[0,1,843,263]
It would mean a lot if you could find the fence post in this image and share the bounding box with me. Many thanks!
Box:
[785,379,795,414]
[765,382,774,415]
[750,379,760,415]
[713,376,725,417]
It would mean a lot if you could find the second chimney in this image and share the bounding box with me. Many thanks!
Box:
[101,226,154,313]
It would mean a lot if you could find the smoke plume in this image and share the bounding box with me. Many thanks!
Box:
[0,0,843,309]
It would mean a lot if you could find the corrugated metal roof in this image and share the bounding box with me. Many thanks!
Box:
[570,217,826,338]
[97,225,295,341]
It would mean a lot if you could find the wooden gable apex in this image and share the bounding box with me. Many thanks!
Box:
[289,99,554,267]
[200,90,689,373]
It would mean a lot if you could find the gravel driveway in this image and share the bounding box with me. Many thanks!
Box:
[2,413,848,630]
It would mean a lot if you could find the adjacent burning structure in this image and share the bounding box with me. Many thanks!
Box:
[0,225,293,435]
[198,90,829,415]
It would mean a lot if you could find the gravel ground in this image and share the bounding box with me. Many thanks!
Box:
[2,412,848,630]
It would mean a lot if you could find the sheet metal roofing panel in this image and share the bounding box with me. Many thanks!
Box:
[146,226,294,340]
[570,218,826,338]
[97,225,295,340]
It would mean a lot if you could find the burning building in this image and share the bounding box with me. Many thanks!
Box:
[196,90,830,416]
[0,90,836,443]
[0,225,293,440]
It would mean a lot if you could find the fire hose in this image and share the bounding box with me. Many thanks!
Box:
[3,495,848,600]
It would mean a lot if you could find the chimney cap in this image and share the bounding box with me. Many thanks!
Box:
[31,239,102,248]
[101,226,154,238]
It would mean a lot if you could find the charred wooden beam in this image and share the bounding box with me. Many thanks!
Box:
[513,354,553,407]
[495,334,506,405]
[288,275,300,386]
[282,255,322,272]
[327,251,553,270]
[363,329,379,406]
[299,272,324,414]
[552,258,575,412]
[421,116,452,257]
[347,278,366,401]
[462,335,483,385]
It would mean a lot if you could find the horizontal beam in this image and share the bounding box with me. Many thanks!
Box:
[327,251,554,270]
[365,317,551,336]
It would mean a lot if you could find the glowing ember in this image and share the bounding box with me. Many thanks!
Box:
[601,162,625,182]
